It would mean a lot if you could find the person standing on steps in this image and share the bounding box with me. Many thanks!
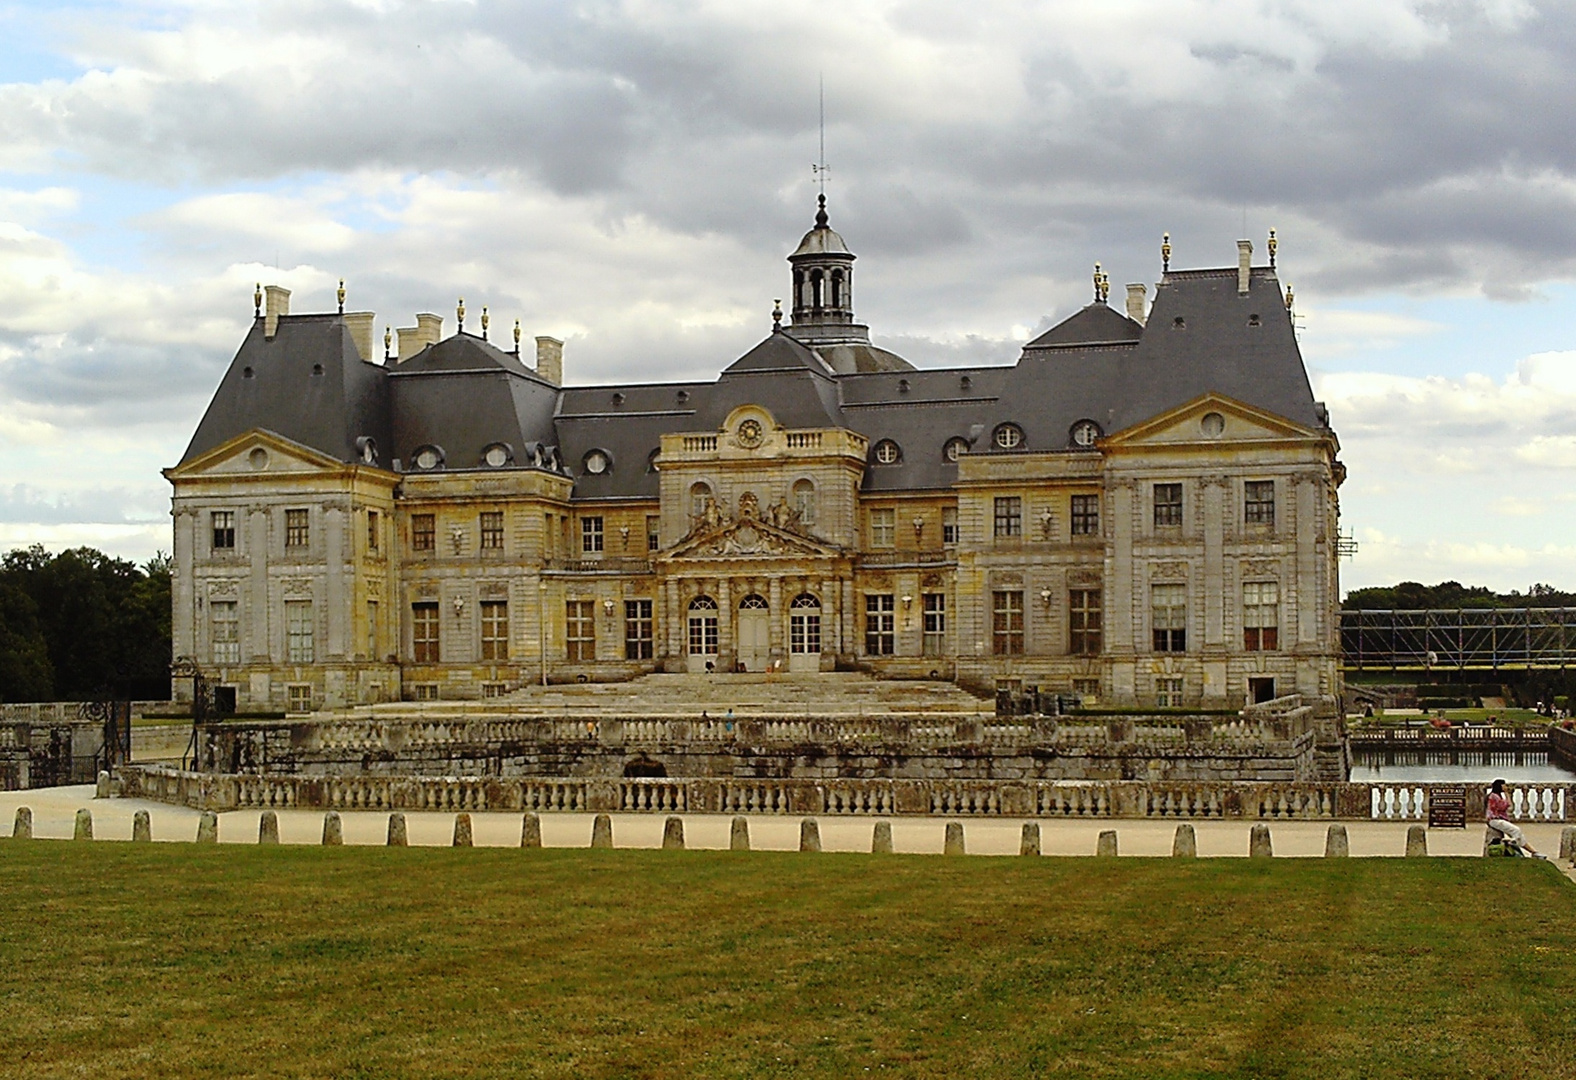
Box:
[1487,779,1546,858]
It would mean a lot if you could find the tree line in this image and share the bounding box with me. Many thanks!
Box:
[0,545,172,704]
[1343,581,1576,610]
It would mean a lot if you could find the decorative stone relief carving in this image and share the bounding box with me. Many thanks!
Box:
[921,572,944,589]
[1242,559,1280,577]
[1151,561,1188,580]
[449,526,466,554]
[1068,568,1102,587]
[366,578,383,597]
[481,582,509,599]
[416,582,439,599]
[207,580,240,598]
[282,578,314,597]
[994,571,1025,587]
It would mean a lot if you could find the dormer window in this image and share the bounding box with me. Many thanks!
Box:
[583,449,612,475]
[993,424,1023,450]
[873,439,902,465]
[483,443,512,468]
[413,446,443,470]
[944,437,968,462]
[1070,420,1102,448]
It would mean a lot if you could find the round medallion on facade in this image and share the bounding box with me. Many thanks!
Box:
[736,418,765,449]
[248,447,269,471]
[1200,412,1226,438]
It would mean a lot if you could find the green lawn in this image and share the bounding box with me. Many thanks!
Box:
[2,842,1573,1079]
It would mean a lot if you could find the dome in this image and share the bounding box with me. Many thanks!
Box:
[789,195,854,259]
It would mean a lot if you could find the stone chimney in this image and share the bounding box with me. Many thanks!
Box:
[535,336,563,386]
[396,327,422,362]
[264,285,291,339]
[1125,283,1147,325]
[1237,240,1253,295]
[415,313,443,349]
[343,312,376,363]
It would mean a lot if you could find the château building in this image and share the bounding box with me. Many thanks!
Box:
[167,199,1345,713]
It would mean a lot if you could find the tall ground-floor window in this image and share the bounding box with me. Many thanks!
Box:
[1069,589,1102,655]
[922,593,946,657]
[688,596,719,656]
[566,600,596,661]
[992,590,1024,655]
[210,600,239,664]
[1151,583,1187,652]
[1243,581,1280,651]
[412,602,439,663]
[790,593,822,655]
[625,599,654,660]
[865,594,895,655]
[284,600,314,664]
[481,600,509,660]
[1157,677,1184,707]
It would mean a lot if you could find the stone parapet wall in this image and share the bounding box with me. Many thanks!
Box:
[116,765,1572,823]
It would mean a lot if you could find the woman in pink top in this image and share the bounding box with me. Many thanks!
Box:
[1486,779,1544,857]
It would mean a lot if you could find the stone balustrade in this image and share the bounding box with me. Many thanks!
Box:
[116,764,1572,824]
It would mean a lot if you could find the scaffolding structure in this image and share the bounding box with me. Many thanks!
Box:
[1340,608,1576,671]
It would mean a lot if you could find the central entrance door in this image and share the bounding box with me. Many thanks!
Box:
[737,594,770,671]
[687,596,719,673]
[788,592,821,673]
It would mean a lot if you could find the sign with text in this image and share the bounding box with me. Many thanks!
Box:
[1428,785,1467,829]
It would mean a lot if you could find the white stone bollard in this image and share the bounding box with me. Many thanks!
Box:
[96,771,111,799]
[1096,829,1118,857]
[1249,823,1273,858]
[944,821,966,856]
[73,808,93,841]
[799,818,821,852]
[1325,824,1349,858]
[872,820,894,854]
[1172,823,1196,858]
[132,810,152,843]
[196,811,219,844]
[321,811,343,846]
[387,813,407,847]
[1020,822,1041,857]
[729,816,750,851]
[1559,826,1575,863]
[520,812,541,849]
[662,816,685,850]
[259,811,280,845]
[452,813,473,847]
[12,807,32,840]
[1405,824,1428,857]
[591,814,613,849]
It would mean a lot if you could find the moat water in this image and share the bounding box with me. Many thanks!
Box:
[1349,748,1576,784]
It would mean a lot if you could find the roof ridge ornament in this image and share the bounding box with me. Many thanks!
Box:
[1162,233,1171,274]
[337,278,346,315]
[815,192,829,229]
[383,325,392,362]
[481,305,489,341]
[772,298,783,332]
[1093,263,1110,304]
[1268,227,1278,269]
[513,319,521,355]
[456,297,465,333]
[254,282,262,318]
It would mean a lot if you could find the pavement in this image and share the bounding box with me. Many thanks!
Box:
[1,786,1572,877]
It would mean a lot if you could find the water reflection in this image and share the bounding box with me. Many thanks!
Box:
[1350,748,1576,783]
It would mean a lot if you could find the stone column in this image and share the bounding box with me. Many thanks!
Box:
[1295,473,1319,647]
[173,508,196,662]
[1109,481,1134,651]
[249,505,271,663]
[717,577,733,668]
[820,577,835,660]
[842,578,856,658]
[325,503,346,659]
[1202,477,1226,647]
[768,575,784,660]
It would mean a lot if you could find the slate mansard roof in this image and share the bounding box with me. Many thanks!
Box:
[181,248,1330,498]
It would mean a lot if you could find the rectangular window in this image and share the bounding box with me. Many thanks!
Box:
[367,510,380,552]
[482,682,508,698]
[1245,480,1276,526]
[287,684,312,713]
[869,508,896,549]
[480,511,504,551]
[1070,494,1100,536]
[922,593,946,657]
[284,600,314,663]
[566,600,596,661]
[992,590,1025,655]
[211,511,235,551]
[1157,677,1184,708]
[1069,588,1102,656]
[481,600,509,660]
[1151,583,1187,652]
[210,600,239,664]
[412,514,436,552]
[625,599,654,660]
[993,496,1022,538]
[864,594,895,655]
[942,506,959,545]
[412,601,440,663]
[285,508,310,548]
[1243,581,1280,651]
[1072,678,1101,703]
[366,600,379,660]
[412,683,439,702]
[1153,483,1183,528]
[647,515,660,552]
[581,516,604,554]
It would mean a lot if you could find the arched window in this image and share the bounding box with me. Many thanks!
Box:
[993,424,1024,450]
[873,439,901,465]
[739,594,769,610]
[944,437,968,462]
[790,593,822,657]
[811,269,824,309]
[687,596,719,657]
[792,478,816,525]
[690,482,713,520]
[830,269,844,308]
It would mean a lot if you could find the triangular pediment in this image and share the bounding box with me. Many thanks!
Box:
[165,429,373,480]
[1105,393,1323,448]
[661,517,841,562]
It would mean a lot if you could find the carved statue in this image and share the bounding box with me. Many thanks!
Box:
[738,491,760,520]
[700,497,723,531]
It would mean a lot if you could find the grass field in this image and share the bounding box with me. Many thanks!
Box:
[2,842,1574,1079]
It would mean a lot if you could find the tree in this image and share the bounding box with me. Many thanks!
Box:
[0,581,53,702]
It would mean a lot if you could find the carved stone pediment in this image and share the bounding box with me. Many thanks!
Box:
[663,517,840,562]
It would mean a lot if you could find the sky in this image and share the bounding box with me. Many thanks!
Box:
[0,0,1573,596]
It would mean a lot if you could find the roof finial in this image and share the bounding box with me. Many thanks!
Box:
[383,325,392,362]
[456,297,465,332]
[1099,270,1110,304]
[254,282,262,317]
[1093,262,1103,303]
[336,278,346,315]
[772,298,783,332]
[815,192,829,229]
[1161,233,1171,273]
[1284,284,1295,315]
[1267,227,1278,269]
[481,305,489,341]
[513,318,521,354]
